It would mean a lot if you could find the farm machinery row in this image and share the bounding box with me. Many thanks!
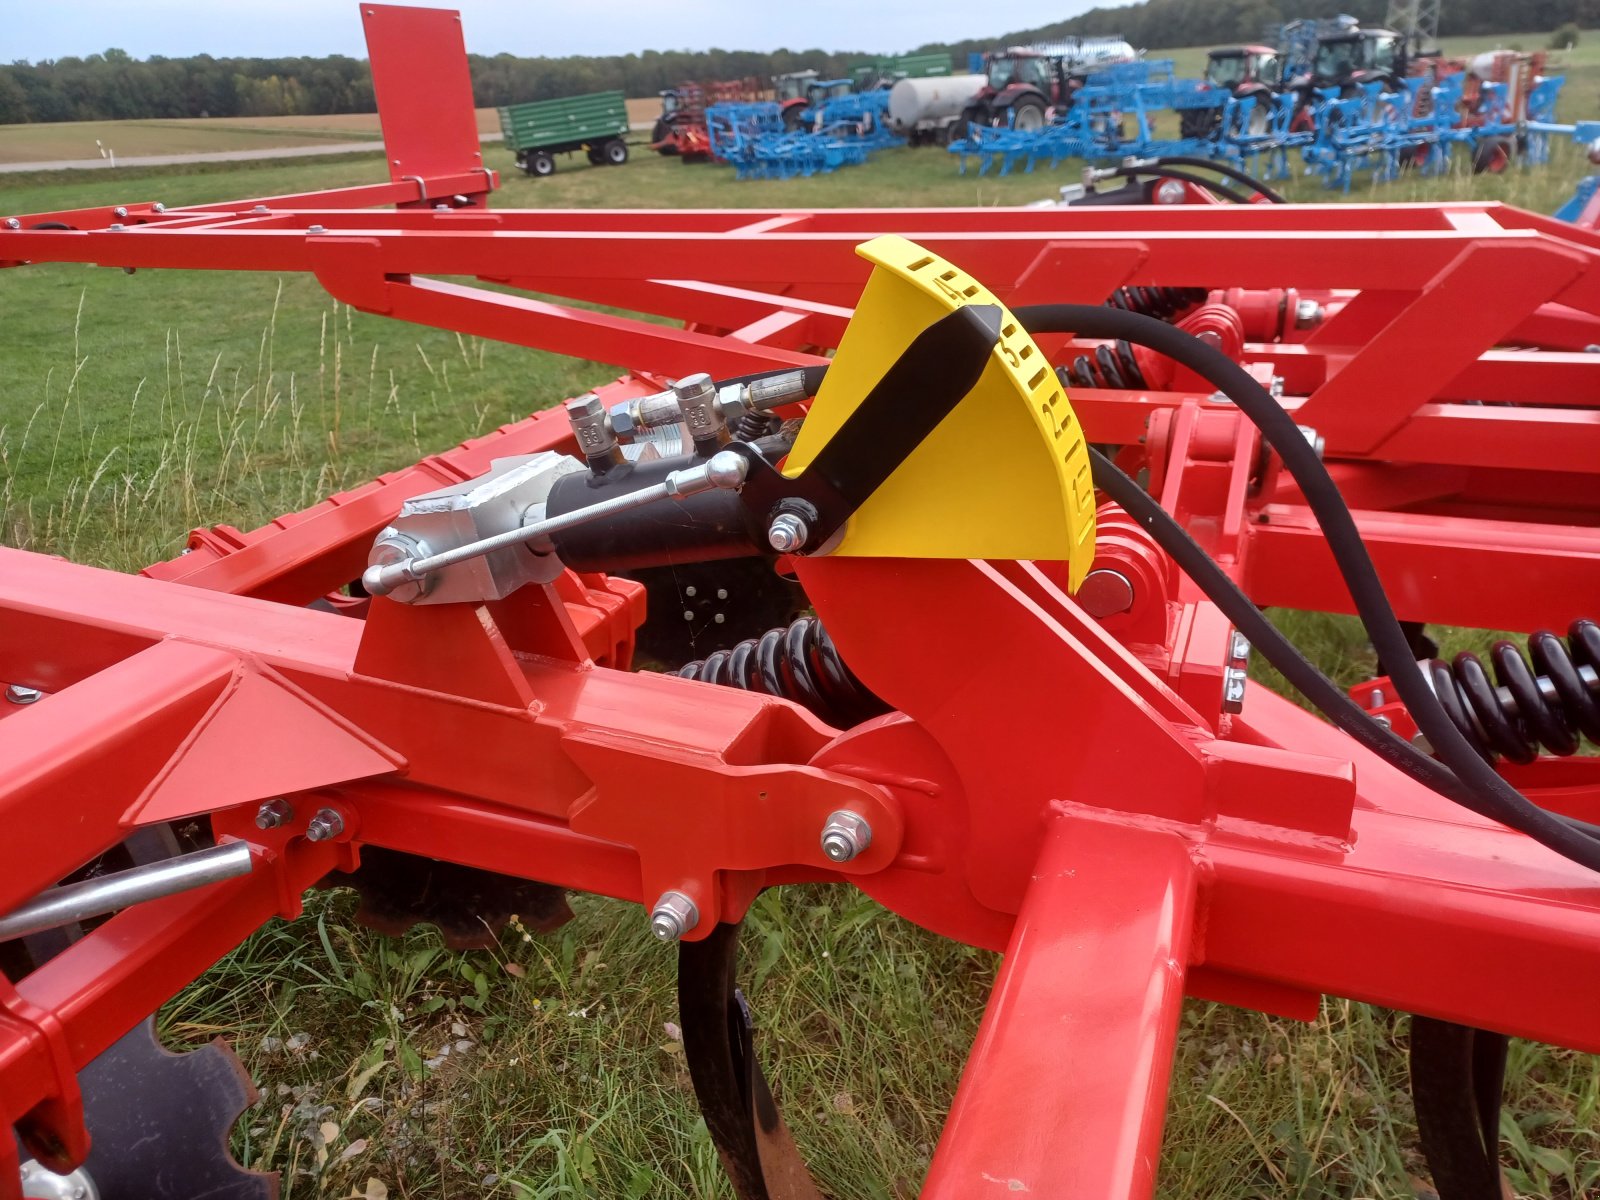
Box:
[653,58,956,166]
[950,51,1572,191]
[4,5,1600,1199]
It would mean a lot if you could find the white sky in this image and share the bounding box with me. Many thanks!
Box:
[2,0,1102,62]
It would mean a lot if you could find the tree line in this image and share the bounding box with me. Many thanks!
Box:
[918,0,1596,61]
[0,0,1589,125]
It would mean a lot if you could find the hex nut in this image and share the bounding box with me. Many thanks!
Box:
[305,807,345,842]
[820,810,872,863]
[650,891,699,942]
[255,798,294,830]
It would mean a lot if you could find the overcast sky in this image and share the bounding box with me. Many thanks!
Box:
[6,0,1101,62]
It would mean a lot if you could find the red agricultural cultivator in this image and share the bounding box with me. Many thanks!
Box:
[3,6,1600,1198]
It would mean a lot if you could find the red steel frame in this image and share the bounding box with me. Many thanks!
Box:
[1,6,1598,1197]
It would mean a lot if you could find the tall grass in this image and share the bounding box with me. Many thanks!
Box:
[0,284,530,573]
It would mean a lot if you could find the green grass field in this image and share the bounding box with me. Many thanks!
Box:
[2,84,1598,1200]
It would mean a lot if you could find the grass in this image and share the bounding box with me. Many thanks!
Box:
[1,114,1597,1198]
[0,109,504,165]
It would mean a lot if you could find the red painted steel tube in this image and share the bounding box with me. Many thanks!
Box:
[922,813,1197,1200]
[1244,505,1600,630]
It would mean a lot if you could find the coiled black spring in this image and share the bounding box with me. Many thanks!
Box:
[1106,286,1208,321]
[676,614,889,728]
[733,410,782,442]
[1059,287,1210,389]
[1059,339,1148,390]
[1428,619,1600,764]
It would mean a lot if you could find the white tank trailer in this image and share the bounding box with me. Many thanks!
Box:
[887,73,986,144]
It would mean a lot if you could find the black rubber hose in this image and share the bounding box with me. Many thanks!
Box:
[1140,155,1288,203]
[1086,447,1600,843]
[1015,303,1600,871]
[1105,164,1252,205]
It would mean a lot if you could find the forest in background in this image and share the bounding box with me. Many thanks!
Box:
[0,0,1589,123]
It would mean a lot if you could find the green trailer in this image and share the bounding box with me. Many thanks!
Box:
[851,53,953,89]
[496,90,630,177]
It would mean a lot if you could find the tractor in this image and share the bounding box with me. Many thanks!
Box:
[775,69,820,130]
[961,48,1073,131]
[962,39,1139,130]
[1285,25,1408,128]
[1179,44,1283,138]
[650,84,706,158]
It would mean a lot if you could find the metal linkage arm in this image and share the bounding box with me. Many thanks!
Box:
[361,450,750,598]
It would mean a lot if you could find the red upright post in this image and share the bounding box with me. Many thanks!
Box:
[922,813,1198,1200]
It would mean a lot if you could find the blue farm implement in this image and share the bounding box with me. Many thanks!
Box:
[949,62,1569,190]
[706,92,901,180]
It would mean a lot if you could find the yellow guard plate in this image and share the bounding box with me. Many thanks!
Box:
[784,235,1097,589]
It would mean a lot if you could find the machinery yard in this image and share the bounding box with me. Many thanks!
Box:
[3,7,1600,1200]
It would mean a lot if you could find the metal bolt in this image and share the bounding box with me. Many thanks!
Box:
[1373,715,1393,732]
[684,585,697,597]
[767,512,809,554]
[107,223,125,232]
[1294,298,1324,329]
[1221,666,1248,714]
[305,807,345,842]
[715,588,728,600]
[5,684,42,705]
[713,613,725,624]
[820,810,873,863]
[307,224,326,234]
[1228,630,1251,664]
[1077,568,1134,618]
[255,798,294,830]
[251,204,270,215]
[1297,424,1326,460]
[152,202,166,214]
[113,206,127,218]
[1153,177,1187,205]
[649,891,698,941]
[4,217,19,230]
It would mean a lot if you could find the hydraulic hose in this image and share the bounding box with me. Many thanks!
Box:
[1086,446,1600,843]
[1014,303,1600,872]
[1139,155,1288,203]
[1104,164,1252,205]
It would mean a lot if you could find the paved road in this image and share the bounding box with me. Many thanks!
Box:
[0,133,505,175]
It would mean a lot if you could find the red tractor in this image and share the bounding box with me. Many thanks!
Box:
[1180,45,1282,138]
[775,69,820,130]
[961,48,1070,130]
[1285,25,1408,130]
[962,41,1140,130]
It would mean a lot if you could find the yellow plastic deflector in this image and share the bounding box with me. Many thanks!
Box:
[784,235,1097,589]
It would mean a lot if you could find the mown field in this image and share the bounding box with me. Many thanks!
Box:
[1,68,1598,1200]
[0,108,505,165]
